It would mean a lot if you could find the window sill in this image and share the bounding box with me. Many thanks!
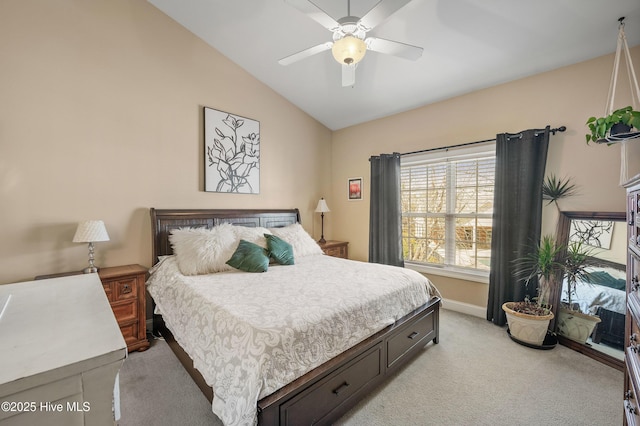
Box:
[404,262,489,284]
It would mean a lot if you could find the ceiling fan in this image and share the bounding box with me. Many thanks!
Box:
[279,0,423,87]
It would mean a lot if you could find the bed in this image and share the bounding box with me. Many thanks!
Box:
[147,208,441,426]
[560,260,626,349]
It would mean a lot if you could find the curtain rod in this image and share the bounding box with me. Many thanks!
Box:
[401,126,566,156]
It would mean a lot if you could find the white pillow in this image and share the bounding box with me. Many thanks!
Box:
[169,223,237,275]
[231,225,271,248]
[269,223,323,258]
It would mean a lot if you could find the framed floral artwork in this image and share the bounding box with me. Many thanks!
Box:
[348,177,363,200]
[204,107,260,193]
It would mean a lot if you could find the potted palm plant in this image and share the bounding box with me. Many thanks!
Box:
[585,105,640,144]
[504,235,563,346]
[555,242,602,343]
[502,175,577,347]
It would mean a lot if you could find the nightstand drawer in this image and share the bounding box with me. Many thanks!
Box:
[113,277,137,301]
[324,246,346,258]
[120,322,140,346]
[111,300,137,323]
[319,241,349,259]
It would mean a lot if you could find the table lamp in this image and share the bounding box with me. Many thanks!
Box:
[315,198,330,244]
[73,220,110,273]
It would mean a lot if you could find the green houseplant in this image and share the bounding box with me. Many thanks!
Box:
[502,175,577,347]
[503,235,563,346]
[556,242,602,343]
[585,105,640,144]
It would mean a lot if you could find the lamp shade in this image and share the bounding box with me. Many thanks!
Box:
[73,220,110,243]
[332,35,366,65]
[315,198,330,213]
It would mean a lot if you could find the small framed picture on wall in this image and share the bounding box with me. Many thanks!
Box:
[348,177,363,200]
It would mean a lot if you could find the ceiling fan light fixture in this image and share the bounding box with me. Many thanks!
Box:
[332,35,366,65]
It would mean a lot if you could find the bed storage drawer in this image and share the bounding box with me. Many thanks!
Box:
[279,344,383,425]
[387,308,436,368]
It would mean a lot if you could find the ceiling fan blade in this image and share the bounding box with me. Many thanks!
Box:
[284,0,340,31]
[278,42,332,66]
[358,0,412,31]
[342,64,356,87]
[366,37,423,60]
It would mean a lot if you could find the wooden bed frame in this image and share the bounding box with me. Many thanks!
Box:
[149,208,440,425]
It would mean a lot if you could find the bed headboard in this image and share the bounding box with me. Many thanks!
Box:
[150,208,301,264]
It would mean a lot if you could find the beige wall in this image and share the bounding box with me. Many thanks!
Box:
[330,46,640,309]
[1,0,637,312]
[0,0,332,284]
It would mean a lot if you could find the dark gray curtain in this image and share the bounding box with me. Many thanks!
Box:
[369,153,404,266]
[486,127,550,326]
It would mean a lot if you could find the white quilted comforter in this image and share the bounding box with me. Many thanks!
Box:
[147,254,438,426]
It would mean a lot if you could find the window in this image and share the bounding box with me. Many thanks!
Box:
[401,143,495,273]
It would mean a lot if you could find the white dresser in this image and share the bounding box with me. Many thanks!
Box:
[0,273,127,425]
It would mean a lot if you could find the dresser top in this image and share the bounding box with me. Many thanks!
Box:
[0,273,126,389]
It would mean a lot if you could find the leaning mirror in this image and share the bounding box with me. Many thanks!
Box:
[555,211,626,371]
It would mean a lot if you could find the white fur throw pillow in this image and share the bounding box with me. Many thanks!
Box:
[269,223,323,258]
[231,225,271,248]
[169,223,237,275]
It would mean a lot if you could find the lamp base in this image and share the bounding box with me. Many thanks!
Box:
[318,237,326,244]
[82,266,99,274]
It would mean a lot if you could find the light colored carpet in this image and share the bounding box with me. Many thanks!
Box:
[118,309,623,425]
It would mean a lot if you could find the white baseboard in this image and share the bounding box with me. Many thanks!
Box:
[441,298,486,318]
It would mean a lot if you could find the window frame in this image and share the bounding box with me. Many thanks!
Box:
[401,142,496,283]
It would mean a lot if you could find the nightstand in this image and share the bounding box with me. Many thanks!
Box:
[99,265,150,353]
[319,240,349,259]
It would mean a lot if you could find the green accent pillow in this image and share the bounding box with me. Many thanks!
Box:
[226,240,270,272]
[265,233,294,265]
[583,270,626,290]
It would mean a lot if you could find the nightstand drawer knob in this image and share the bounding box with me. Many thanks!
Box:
[122,284,132,294]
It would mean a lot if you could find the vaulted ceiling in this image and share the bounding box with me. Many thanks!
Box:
[148,0,640,130]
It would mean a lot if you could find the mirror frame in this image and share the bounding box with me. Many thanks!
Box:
[554,211,626,371]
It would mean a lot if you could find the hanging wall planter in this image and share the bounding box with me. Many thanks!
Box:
[585,105,640,144]
[585,17,640,183]
[611,123,633,136]
[583,18,640,146]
